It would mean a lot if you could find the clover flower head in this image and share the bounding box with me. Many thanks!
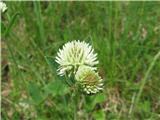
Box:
[75,66,103,94]
[0,2,7,13]
[55,40,99,76]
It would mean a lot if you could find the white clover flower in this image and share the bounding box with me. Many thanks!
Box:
[55,40,99,76]
[0,2,7,13]
[75,66,103,94]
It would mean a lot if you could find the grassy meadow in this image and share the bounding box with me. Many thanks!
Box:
[1,1,160,120]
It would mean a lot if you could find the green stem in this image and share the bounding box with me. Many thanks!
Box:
[64,74,72,87]
[73,87,78,120]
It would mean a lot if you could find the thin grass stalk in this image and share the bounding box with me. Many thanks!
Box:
[134,50,160,110]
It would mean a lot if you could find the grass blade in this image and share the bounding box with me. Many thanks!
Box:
[4,12,20,37]
[33,1,46,47]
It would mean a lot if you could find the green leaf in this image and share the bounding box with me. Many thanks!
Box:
[44,79,69,97]
[85,93,106,112]
[138,101,151,113]
[44,56,58,74]
[93,93,106,105]
[28,82,43,104]
[93,110,106,120]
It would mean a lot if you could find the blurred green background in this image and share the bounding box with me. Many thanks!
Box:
[1,1,160,120]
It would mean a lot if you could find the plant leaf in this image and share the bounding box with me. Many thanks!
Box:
[93,110,106,120]
[28,82,43,104]
[44,79,69,97]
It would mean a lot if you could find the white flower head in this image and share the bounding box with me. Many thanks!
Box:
[75,66,103,94]
[55,40,99,76]
[0,2,7,13]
